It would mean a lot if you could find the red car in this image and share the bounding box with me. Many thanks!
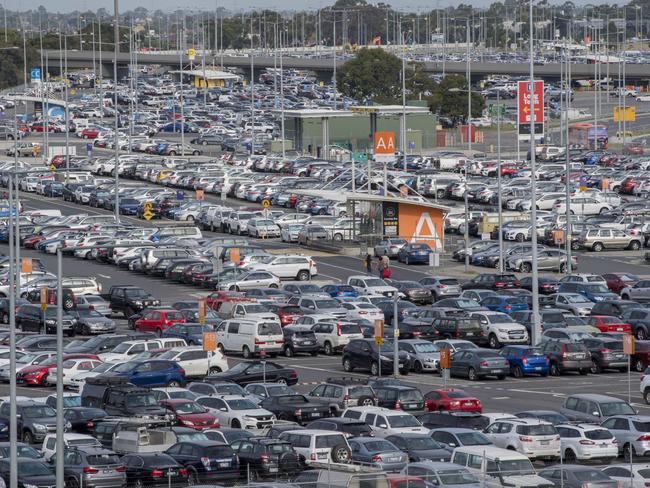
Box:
[159,399,220,430]
[16,353,99,386]
[602,273,640,294]
[23,235,46,249]
[30,122,58,133]
[205,291,248,311]
[269,304,304,326]
[424,388,482,413]
[134,309,185,335]
[80,127,100,139]
[632,341,650,372]
[587,315,632,334]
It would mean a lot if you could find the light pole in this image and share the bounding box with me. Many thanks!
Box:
[529,0,540,345]
[113,0,120,223]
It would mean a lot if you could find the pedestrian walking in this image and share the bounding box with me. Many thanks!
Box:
[365,254,373,274]
[377,256,385,279]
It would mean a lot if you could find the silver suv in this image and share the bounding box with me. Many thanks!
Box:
[306,378,377,414]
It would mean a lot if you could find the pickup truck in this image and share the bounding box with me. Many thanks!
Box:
[112,423,178,455]
[101,285,160,317]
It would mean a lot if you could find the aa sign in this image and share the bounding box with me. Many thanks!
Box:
[374,131,396,162]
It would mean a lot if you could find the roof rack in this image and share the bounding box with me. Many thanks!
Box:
[325,377,369,386]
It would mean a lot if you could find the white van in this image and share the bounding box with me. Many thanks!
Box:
[451,445,553,488]
[215,319,284,359]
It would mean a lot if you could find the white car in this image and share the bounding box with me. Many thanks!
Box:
[556,423,618,463]
[553,197,613,216]
[151,387,199,401]
[247,255,317,281]
[156,347,229,377]
[0,351,56,382]
[310,321,364,355]
[341,406,429,437]
[98,340,162,363]
[602,464,650,488]
[0,348,26,368]
[484,418,560,461]
[196,395,275,429]
[278,429,351,465]
[41,433,101,462]
[46,358,103,387]
[469,311,528,348]
[339,302,385,322]
[347,275,398,298]
[246,218,281,238]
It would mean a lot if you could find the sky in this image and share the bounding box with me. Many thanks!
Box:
[19,0,612,12]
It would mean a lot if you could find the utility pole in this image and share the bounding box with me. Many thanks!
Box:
[113,0,120,223]
[529,0,540,345]
[464,17,471,273]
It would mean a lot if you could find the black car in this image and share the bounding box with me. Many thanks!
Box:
[206,361,298,386]
[385,434,452,462]
[281,325,319,357]
[449,349,510,381]
[591,300,642,319]
[461,273,521,291]
[342,339,411,376]
[165,441,239,484]
[231,438,302,479]
[418,411,490,430]
[375,300,417,326]
[63,407,108,434]
[373,385,425,411]
[0,458,56,487]
[519,275,559,295]
[121,452,189,487]
[64,332,154,354]
[15,334,59,351]
[305,418,374,437]
[260,395,331,424]
[581,337,627,374]
[538,340,592,376]
[0,442,42,459]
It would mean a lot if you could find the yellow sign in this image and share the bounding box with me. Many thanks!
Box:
[261,199,270,209]
[375,336,383,346]
[49,164,56,172]
[187,48,196,60]
[230,248,240,263]
[21,258,33,273]
[142,201,154,220]
[70,89,76,95]
[614,106,636,122]
[196,189,205,201]
[203,331,217,351]
[440,348,451,369]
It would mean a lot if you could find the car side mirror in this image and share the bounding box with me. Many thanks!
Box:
[220,407,228,412]
[379,424,388,429]
[592,411,600,417]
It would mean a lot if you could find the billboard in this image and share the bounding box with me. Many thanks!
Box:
[517,80,544,141]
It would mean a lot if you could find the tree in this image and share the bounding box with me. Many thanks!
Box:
[426,74,485,123]
[336,47,401,103]
[405,61,436,99]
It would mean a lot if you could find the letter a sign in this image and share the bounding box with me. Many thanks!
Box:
[374,131,396,162]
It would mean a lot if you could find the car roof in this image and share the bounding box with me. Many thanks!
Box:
[567,393,628,402]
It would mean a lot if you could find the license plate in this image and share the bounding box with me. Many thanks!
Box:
[304,341,314,345]
[103,470,113,474]
[168,470,177,476]
[541,441,549,445]
[219,462,230,468]
[466,332,474,336]
[389,457,400,462]
[407,404,417,409]
[312,412,321,417]
[600,444,608,448]
[535,367,542,371]
[269,467,278,473]
[617,328,624,331]
[491,370,501,374]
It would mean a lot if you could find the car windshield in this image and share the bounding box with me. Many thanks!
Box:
[17,353,43,364]
[517,424,556,436]
[242,304,268,313]
[565,295,591,303]
[87,454,120,465]
[124,289,148,298]
[364,279,387,287]
[266,385,295,396]
[111,343,137,354]
[20,461,52,476]
[437,469,479,485]
[63,396,81,407]
[363,440,396,451]
[387,415,421,428]
[125,393,158,407]
[174,402,207,414]
[77,309,103,318]
[573,470,611,482]
[113,361,137,373]
[91,362,114,373]
[400,390,424,402]
[585,429,613,440]
[349,386,374,399]
[486,314,513,324]
[456,432,492,445]
[226,399,257,410]
[637,469,650,479]
[22,406,56,418]
[414,343,440,353]
[340,323,361,335]
[447,391,470,399]
[298,285,322,293]
[258,322,282,336]
[601,402,636,417]
[315,300,340,309]
[584,284,610,293]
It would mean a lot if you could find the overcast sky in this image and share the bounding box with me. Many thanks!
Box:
[20,0,611,13]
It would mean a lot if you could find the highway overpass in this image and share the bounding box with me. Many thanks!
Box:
[43,49,650,83]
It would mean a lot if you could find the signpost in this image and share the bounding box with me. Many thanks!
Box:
[142,202,154,221]
[30,67,41,82]
[261,199,270,209]
[440,347,451,388]
[202,331,216,352]
[230,248,240,264]
[198,299,206,326]
[373,131,396,162]
[624,334,635,404]
[196,189,205,201]
[187,48,196,61]
[176,190,185,201]
[21,258,32,274]
[517,80,544,141]
[374,319,384,376]
[614,106,636,122]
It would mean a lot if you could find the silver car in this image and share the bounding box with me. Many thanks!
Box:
[551,293,594,316]
[621,279,650,302]
[217,270,281,291]
[601,415,650,458]
[419,277,462,301]
[398,339,441,373]
[374,238,407,258]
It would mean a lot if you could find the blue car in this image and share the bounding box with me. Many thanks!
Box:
[163,323,206,345]
[104,360,186,387]
[321,284,358,298]
[499,345,549,377]
[118,198,141,215]
[557,283,619,303]
[398,243,434,264]
[480,295,528,314]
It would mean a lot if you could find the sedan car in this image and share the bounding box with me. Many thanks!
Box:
[217,271,281,291]
[424,389,482,412]
[69,307,116,335]
[449,349,510,381]
[348,437,408,472]
[398,244,434,265]
[385,434,452,462]
[206,361,298,386]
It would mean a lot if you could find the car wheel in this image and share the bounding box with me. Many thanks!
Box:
[358,396,375,406]
[564,449,577,462]
[343,358,353,372]
[468,367,478,381]
[579,368,588,375]
[67,477,79,488]
[637,328,648,340]
[296,270,310,281]
[284,346,294,358]
[231,419,241,429]
[22,430,33,444]
[1,312,7,324]
[229,285,239,292]
[167,380,181,387]
[488,334,500,349]
[512,365,523,378]
[630,240,641,251]
[592,242,604,252]
[636,359,646,372]
[217,343,225,354]
[269,283,279,289]
[276,378,287,385]
[590,359,602,374]
[370,361,380,376]
[331,444,351,464]
[624,443,637,462]
[242,346,252,359]
[497,375,506,380]
[559,263,568,273]
[208,367,221,375]
[187,469,199,485]
[519,262,532,273]
[324,342,333,356]
[515,233,525,242]
[413,361,423,374]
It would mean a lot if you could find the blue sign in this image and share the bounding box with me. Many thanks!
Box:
[86,142,93,156]
[176,190,185,201]
[30,68,41,81]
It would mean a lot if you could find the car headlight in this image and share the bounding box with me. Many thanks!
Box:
[23,484,39,488]
[133,300,143,306]
[497,328,511,333]
[32,423,46,432]
[182,420,194,426]
[45,320,56,325]
[379,355,390,361]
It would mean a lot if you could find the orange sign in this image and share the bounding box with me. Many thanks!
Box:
[203,331,217,351]
[440,348,451,369]
[196,189,205,201]
[230,248,240,263]
[198,299,206,326]
[374,131,396,162]
[21,258,33,273]
[624,334,635,355]
[398,203,444,251]
[374,319,384,339]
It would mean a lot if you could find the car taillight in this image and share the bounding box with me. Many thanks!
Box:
[479,361,488,367]
[371,455,382,462]
[337,323,342,336]
[179,468,188,476]
[495,282,505,287]
[521,356,528,365]
[561,345,568,359]
[638,435,650,441]
[151,469,164,478]
[178,368,185,376]
[294,408,302,417]
[290,370,297,379]
[86,420,95,428]
[115,466,126,472]
[600,348,611,354]
[359,311,368,315]
[579,439,595,445]
[310,453,317,460]
[343,394,350,405]
[260,453,270,463]
[200,457,211,467]
[504,305,512,311]
[83,467,99,474]
[519,436,533,442]
[450,401,460,407]
[395,400,401,410]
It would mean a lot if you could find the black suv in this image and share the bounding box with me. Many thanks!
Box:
[282,325,319,357]
[591,300,642,319]
[231,438,301,479]
[433,316,485,344]
[373,385,425,411]
[165,441,239,484]
[538,340,591,376]
[342,339,411,376]
[81,376,168,418]
[418,411,490,430]
[16,304,76,335]
[461,274,521,291]
[581,337,627,374]
[305,418,374,437]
